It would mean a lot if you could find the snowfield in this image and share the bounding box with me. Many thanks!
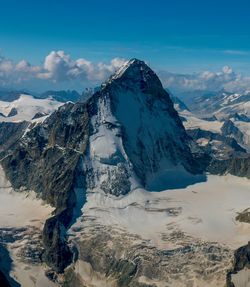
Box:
[181,112,224,133]
[67,174,250,287]
[71,174,250,250]
[0,94,63,123]
[0,166,56,287]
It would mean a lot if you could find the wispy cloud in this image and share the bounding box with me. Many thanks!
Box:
[223,49,250,56]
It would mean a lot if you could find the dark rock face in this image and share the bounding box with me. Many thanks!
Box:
[221,120,244,144]
[43,216,73,273]
[233,243,250,271]
[227,242,250,286]
[0,270,11,287]
[32,111,48,120]
[1,103,89,205]
[208,155,250,179]
[0,245,21,287]
[1,102,89,272]
[230,112,250,123]
[101,59,204,188]
[187,128,246,158]
[0,121,29,156]
[187,126,250,179]
[7,107,18,117]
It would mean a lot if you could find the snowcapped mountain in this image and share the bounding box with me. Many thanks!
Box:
[0,59,250,287]
[172,96,250,185]
[0,59,206,280]
[0,94,63,122]
[87,59,204,193]
[187,90,250,120]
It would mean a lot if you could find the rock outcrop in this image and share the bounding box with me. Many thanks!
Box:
[221,119,244,145]
[208,155,250,179]
[227,242,250,286]
[0,121,29,156]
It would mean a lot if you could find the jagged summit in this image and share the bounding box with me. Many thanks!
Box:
[103,58,163,94]
[110,58,150,79]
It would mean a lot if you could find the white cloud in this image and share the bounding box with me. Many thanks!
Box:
[0,51,127,88]
[158,65,250,93]
[1,50,250,94]
[37,50,127,83]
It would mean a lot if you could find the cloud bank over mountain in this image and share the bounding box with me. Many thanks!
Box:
[0,51,127,90]
[1,51,250,93]
[158,66,250,93]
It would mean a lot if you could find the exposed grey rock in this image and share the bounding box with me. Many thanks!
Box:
[0,121,29,156]
[7,107,18,117]
[208,155,250,179]
[221,119,244,144]
[72,225,233,287]
[187,128,246,159]
[229,112,250,123]
[32,111,48,120]
[43,216,73,273]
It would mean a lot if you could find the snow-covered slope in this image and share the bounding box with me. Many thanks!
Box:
[0,94,63,122]
[78,174,250,249]
[183,111,223,133]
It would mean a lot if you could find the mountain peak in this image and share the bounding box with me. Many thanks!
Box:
[103,58,163,92]
[110,58,149,79]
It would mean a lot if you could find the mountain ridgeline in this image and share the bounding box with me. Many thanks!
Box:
[0,59,207,273]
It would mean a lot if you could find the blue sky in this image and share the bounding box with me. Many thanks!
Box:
[0,0,250,91]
